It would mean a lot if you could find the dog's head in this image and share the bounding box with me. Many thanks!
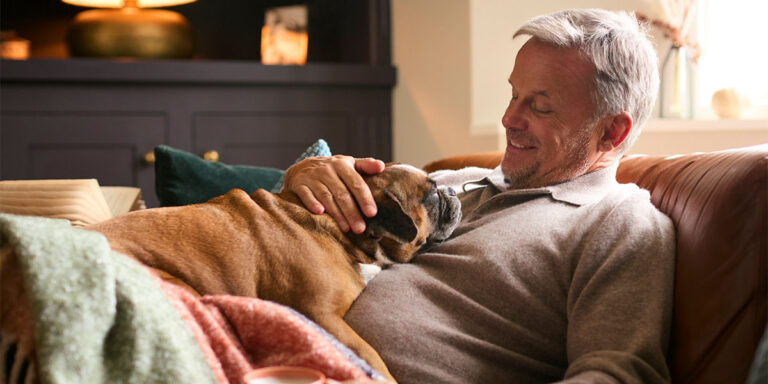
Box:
[358,163,462,264]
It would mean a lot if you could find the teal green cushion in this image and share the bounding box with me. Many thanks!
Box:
[154,139,331,207]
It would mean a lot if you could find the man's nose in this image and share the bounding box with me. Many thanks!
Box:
[502,100,526,129]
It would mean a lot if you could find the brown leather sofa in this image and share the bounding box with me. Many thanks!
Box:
[423,144,768,383]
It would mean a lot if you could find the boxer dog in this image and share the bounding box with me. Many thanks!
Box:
[87,163,462,382]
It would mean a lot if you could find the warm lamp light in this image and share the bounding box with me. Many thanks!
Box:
[260,5,308,66]
[63,0,196,59]
[261,26,308,65]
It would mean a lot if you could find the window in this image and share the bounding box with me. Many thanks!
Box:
[695,0,768,118]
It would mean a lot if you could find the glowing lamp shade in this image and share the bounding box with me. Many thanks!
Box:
[63,0,195,7]
[63,0,197,59]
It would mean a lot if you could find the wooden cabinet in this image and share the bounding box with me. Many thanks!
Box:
[0,59,396,207]
[1,110,163,194]
[0,0,395,208]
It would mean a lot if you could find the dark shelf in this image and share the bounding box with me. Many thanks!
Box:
[0,58,397,87]
[0,0,391,65]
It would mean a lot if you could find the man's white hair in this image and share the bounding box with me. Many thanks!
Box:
[514,9,659,154]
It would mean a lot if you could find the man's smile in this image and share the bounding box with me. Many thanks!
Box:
[506,136,536,150]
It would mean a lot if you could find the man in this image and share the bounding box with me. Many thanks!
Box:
[284,9,674,384]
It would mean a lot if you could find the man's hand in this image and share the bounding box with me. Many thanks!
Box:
[284,155,385,234]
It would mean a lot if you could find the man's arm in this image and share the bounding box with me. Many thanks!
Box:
[562,195,676,384]
[283,155,384,234]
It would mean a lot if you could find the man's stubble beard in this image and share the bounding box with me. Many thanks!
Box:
[503,121,596,189]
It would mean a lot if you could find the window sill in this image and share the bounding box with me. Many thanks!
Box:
[631,118,768,155]
[644,118,768,132]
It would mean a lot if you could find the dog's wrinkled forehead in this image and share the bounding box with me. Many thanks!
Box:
[387,164,430,185]
[388,163,427,176]
[367,163,433,196]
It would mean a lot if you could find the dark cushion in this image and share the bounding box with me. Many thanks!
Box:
[154,140,331,207]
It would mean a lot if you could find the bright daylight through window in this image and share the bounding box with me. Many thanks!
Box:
[695,0,768,118]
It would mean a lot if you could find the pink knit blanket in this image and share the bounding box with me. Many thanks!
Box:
[157,280,383,384]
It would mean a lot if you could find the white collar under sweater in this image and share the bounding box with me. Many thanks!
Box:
[452,161,621,207]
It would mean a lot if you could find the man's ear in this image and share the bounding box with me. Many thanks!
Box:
[599,111,633,151]
[364,189,418,243]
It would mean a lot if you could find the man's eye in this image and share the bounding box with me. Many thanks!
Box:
[531,104,552,115]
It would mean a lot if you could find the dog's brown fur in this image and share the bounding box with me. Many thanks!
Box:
[86,164,461,382]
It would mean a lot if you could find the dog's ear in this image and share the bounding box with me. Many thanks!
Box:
[365,189,418,243]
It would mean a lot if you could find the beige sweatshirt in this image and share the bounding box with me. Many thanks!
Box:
[345,164,675,384]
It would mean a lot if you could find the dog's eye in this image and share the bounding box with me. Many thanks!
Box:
[423,187,439,205]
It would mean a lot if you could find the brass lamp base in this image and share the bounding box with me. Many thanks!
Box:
[66,7,194,59]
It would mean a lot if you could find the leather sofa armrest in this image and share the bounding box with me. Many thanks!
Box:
[422,151,504,173]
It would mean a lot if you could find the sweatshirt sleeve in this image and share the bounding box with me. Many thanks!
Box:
[559,193,676,384]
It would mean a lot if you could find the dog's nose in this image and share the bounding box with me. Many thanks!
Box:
[446,187,456,196]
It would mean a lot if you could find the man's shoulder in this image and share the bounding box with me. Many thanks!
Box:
[571,182,675,266]
[601,182,674,229]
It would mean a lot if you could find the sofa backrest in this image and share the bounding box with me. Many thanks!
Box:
[617,144,767,383]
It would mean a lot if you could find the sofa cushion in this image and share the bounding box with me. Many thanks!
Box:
[154,139,331,207]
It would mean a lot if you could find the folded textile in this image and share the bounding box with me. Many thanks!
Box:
[160,282,381,383]
[0,213,217,384]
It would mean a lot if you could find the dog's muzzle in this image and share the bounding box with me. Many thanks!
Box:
[428,186,462,242]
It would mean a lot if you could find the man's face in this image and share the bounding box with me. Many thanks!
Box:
[501,38,606,189]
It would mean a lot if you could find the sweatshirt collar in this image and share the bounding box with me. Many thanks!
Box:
[464,162,620,206]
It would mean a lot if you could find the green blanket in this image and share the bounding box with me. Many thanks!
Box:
[0,213,217,384]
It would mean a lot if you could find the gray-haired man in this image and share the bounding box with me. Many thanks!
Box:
[285,9,674,383]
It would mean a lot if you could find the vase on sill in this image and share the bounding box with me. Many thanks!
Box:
[659,44,695,119]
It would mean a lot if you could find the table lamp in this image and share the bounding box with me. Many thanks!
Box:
[63,0,196,59]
